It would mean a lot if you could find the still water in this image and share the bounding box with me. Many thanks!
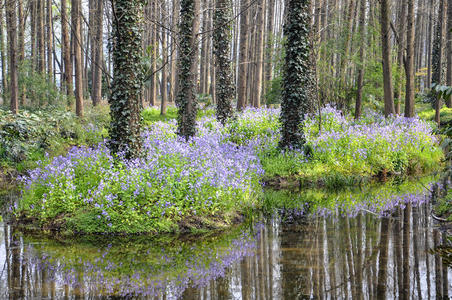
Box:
[1,185,451,299]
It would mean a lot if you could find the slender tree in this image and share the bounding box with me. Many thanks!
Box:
[61,0,73,97]
[109,0,145,158]
[72,0,84,116]
[236,0,249,110]
[92,0,104,106]
[176,0,201,139]
[280,0,313,149]
[380,0,395,116]
[6,0,19,113]
[213,0,234,124]
[355,0,366,119]
[405,0,415,117]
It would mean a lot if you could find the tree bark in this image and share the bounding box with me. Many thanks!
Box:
[380,0,395,116]
[6,0,19,113]
[46,0,54,81]
[72,0,84,116]
[109,0,145,158]
[405,0,416,117]
[214,0,234,124]
[236,0,249,110]
[92,0,104,106]
[176,0,201,139]
[355,0,366,119]
[253,0,266,107]
[61,0,73,97]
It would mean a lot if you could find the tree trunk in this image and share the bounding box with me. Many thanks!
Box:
[46,0,54,81]
[170,0,180,102]
[18,0,26,106]
[280,0,313,149]
[72,0,84,116]
[236,0,249,110]
[161,1,168,115]
[214,0,234,124]
[37,0,46,74]
[380,0,395,116]
[355,0,366,119]
[109,0,145,158]
[405,0,416,117]
[176,0,201,139]
[6,0,19,113]
[447,0,452,108]
[253,0,266,107]
[92,0,104,106]
[62,0,73,97]
[0,4,7,95]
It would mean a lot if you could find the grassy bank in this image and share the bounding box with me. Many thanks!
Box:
[10,105,443,234]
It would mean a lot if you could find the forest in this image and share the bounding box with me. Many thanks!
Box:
[1,0,452,298]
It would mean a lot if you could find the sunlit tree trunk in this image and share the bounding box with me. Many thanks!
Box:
[6,0,18,113]
[236,0,249,110]
[72,0,84,116]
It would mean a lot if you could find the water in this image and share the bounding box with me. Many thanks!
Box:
[1,186,451,299]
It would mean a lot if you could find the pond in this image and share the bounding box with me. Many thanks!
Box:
[1,180,451,299]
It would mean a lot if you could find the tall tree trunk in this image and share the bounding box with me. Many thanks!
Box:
[18,0,26,105]
[447,0,452,107]
[446,0,452,98]
[396,0,407,115]
[109,0,145,158]
[6,0,19,113]
[433,0,447,125]
[253,0,266,107]
[170,0,180,102]
[380,0,395,116]
[355,0,366,119]
[0,4,7,95]
[92,0,104,106]
[37,0,46,74]
[176,0,201,139]
[236,0,249,110]
[405,0,415,117]
[161,1,168,115]
[46,0,54,81]
[264,0,275,93]
[214,0,234,124]
[280,0,313,149]
[72,0,83,116]
[62,0,73,97]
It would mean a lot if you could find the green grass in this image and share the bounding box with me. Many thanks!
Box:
[418,105,452,125]
[142,106,215,125]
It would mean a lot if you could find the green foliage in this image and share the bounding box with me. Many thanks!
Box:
[263,176,434,215]
[17,62,68,108]
[141,106,215,125]
[0,106,109,171]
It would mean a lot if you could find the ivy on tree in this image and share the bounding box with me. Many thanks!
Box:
[108,0,145,159]
[279,0,314,149]
[213,0,234,125]
[176,0,200,140]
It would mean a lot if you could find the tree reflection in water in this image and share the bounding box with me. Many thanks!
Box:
[1,200,451,299]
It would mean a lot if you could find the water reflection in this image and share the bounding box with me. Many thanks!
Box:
[1,200,452,298]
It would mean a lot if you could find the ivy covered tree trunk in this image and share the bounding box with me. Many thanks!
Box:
[176,0,201,139]
[108,0,145,159]
[213,0,234,125]
[279,0,313,149]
